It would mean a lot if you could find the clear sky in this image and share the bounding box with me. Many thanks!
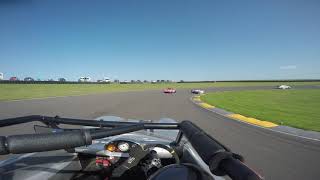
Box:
[0,0,319,81]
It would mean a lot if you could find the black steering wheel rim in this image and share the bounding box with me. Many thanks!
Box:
[146,144,180,164]
[148,163,212,180]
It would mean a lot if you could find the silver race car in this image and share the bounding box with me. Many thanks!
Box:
[191,89,205,94]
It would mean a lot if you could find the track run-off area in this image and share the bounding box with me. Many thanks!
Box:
[0,85,320,180]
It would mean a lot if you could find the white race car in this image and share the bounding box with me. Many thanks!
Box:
[191,89,205,94]
[277,85,291,89]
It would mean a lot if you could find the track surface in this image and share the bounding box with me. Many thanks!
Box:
[0,86,320,180]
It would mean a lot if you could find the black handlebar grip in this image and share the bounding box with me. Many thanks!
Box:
[180,121,227,164]
[180,121,262,179]
[220,158,263,180]
[5,131,92,154]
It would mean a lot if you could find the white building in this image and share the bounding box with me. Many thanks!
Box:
[78,77,91,82]
[0,72,3,80]
[104,77,111,83]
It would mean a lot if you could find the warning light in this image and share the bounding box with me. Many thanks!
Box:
[106,144,116,152]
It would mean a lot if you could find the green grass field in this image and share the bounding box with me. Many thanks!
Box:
[201,89,320,131]
[0,81,319,101]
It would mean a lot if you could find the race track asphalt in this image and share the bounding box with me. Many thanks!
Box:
[0,86,319,180]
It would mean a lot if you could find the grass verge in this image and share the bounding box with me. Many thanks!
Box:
[201,89,320,132]
[0,81,319,101]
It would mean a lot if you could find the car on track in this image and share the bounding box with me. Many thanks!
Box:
[277,85,291,89]
[9,77,19,81]
[163,88,176,93]
[191,89,205,94]
[24,77,34,81]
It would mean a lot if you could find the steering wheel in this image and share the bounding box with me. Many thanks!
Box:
[149,144,180,164]
[112,143,180,177]
[148,163,213,180]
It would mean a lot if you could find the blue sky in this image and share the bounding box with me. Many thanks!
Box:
[0,0,319,81]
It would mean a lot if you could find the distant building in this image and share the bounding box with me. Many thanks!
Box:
[104,77,111,83]
[121,80,129,84]
[58,78,66,82]
[97,78,111,83]
[0,72,3,80]
[24,77,34,81]
[78,77,91,82]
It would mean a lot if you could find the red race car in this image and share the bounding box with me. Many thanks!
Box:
[163,88,176,93]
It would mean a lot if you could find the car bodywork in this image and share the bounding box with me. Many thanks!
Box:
[163,88,176,93]
[0,115,262,180]
[0,116,223,180]
[191,89,205,94]
[278,85,291,89]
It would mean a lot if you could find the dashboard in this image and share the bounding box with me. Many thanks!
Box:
[75,140,136,157]
[72,132,179,179]
[75,132,174,158]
